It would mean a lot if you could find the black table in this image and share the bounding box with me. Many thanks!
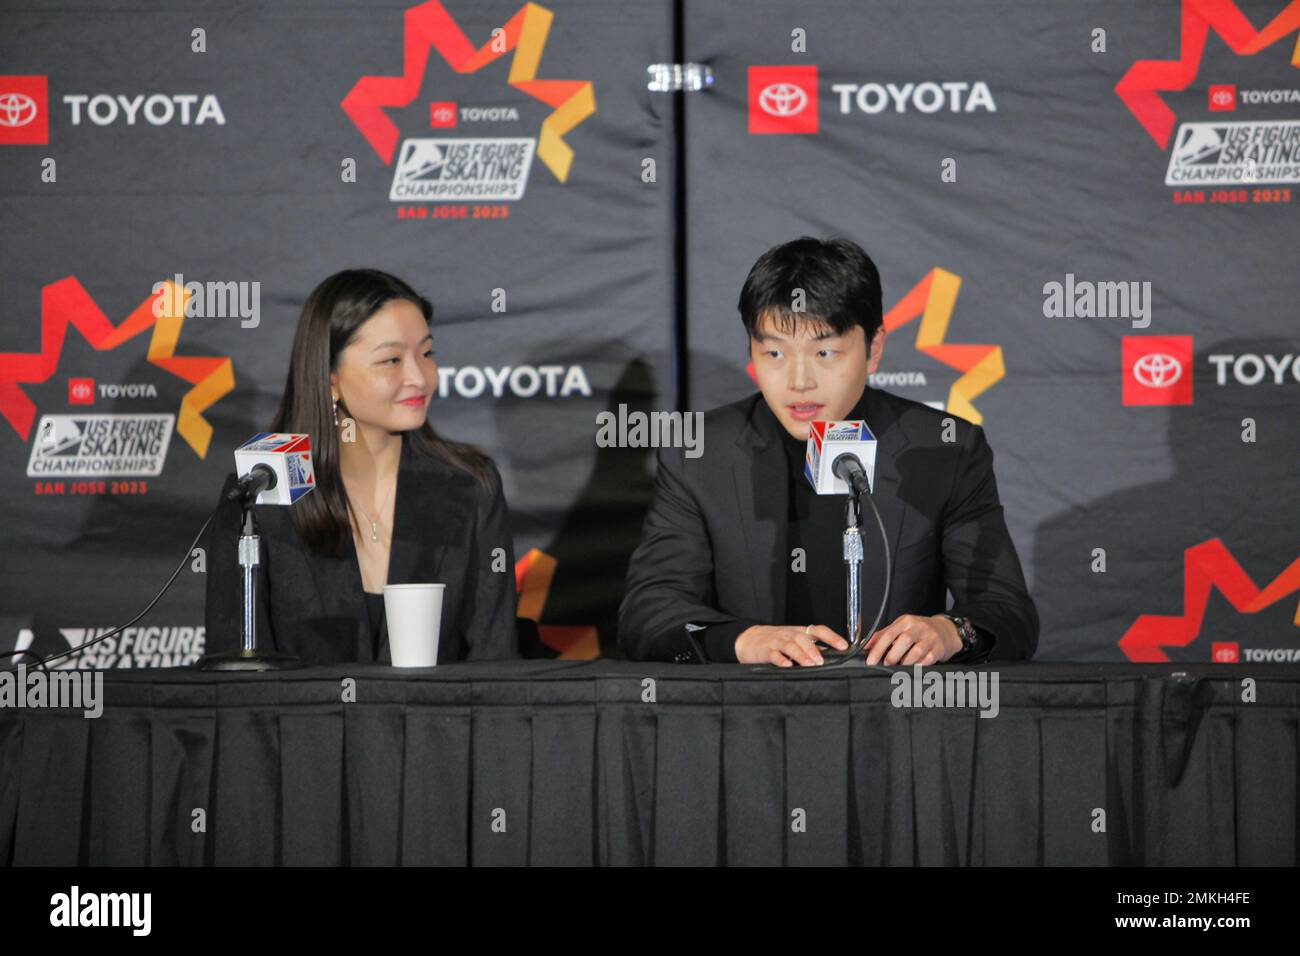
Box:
[2,660,1296,865]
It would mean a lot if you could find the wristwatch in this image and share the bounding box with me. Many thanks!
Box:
[939,614,978,656]
[678,622,708,663]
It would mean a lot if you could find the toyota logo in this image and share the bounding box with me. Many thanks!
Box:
[759,83,808,117]
[1133,353,1183,388]
[1211,90,1233,106]
[0,92,38,128]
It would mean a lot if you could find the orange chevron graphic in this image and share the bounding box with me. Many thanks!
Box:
[882,268,1004,425]
[1119,539,1300,662]
[342,0,596,182]
[1115,0,1300,148]
[515,547,600,658]
[0,278,234,459]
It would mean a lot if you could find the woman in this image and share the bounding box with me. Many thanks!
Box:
[203,269,518,664]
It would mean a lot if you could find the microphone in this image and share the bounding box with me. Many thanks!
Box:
[227,463,277,503]
[832,453,872,499]
[227,433,316,506]
[804,420,877,496]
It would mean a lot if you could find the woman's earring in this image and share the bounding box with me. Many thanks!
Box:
[333,398,340,427]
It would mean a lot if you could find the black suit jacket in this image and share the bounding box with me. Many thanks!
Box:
[204,439,519,664]
[618,388,1039,662]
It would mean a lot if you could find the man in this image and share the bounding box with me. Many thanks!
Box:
[619,237,1038,666]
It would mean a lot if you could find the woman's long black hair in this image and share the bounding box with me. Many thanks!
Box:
[268,268,492,556]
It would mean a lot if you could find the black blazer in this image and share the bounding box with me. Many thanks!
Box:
[204,438,519,664]
[618,388,1039,662]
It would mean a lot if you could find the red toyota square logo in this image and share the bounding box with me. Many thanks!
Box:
[749,66,818,134]
[430,101,457,128]
[1208,84,1236,112]
[1124,336,1193,406]
[1212,642,1239,663]
[68,377,95,405]
[0,76,49,146]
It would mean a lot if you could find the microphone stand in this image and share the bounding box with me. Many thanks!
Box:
[198,495,301,671]
[817,471,891,668]
[843,494,866,650]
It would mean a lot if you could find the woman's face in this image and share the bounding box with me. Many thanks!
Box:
[329,298,437,437]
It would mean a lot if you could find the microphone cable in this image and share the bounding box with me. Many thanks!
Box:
[0,505,220,672]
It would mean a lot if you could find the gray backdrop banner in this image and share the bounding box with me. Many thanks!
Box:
[1,0,676,663]
[682,0,1299,662]
[1,0,1297,665]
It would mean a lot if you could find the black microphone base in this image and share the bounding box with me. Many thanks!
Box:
[196,650,303,672]
[816,645,871,665]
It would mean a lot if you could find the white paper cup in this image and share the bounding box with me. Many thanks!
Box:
[383,583,445,667]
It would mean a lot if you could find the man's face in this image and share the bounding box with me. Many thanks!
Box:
[749,311,884,441]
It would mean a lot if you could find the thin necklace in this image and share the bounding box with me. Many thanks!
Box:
[353,479,395,543]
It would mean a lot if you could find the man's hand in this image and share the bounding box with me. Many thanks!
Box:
[735,624,849,667]
[864,614,962,666]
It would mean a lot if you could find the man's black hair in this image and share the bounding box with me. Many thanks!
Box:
[737,236,883,344]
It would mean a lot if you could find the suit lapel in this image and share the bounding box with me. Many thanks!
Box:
[733,398,788,623]
[386,444,439,591]
[858,388,911,622]
[374,441,458,662]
